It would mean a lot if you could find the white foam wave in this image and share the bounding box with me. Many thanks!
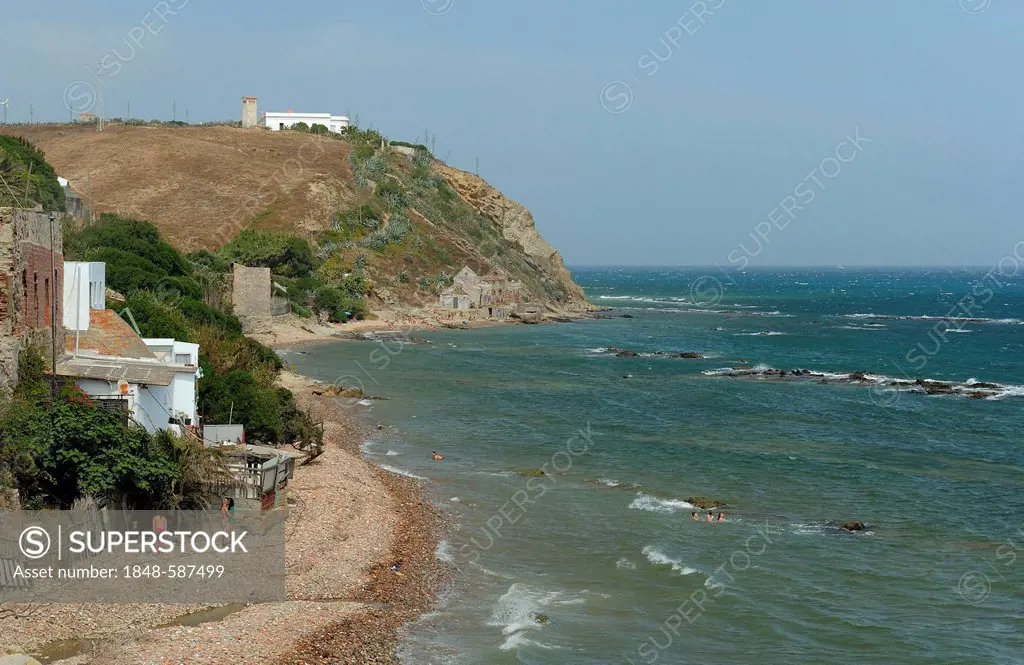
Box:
[737,331,787,336]
[842,313,1023,325]
[641,545,700,576]
[599,478,621,487]
[616,557,636,570]
[359,440,376,454]
[379,464,426,480]
[385,450,400,456]
[629,492,695,514]
[435,540,456,564]
[488,583,571,652]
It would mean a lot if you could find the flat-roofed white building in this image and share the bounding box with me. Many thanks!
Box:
[262,110,350,134]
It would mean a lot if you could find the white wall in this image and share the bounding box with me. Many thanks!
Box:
[264,112,350,133]
[63,262,105,331]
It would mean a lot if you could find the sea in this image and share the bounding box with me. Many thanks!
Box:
[282,267,1024,665]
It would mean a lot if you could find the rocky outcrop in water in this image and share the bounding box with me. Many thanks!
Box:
[686,496,726,509]
[702,366,1021,401]
[603,348,704,359]
[840,521,866,532]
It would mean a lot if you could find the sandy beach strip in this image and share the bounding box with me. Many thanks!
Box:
[0,371,445,665]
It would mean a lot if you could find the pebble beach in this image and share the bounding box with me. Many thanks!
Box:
[0,370,445,665]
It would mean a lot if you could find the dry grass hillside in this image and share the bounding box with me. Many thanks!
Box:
[8,123,359,253]
[8,123,590,313]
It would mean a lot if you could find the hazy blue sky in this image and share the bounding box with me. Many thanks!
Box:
[3,1,1021,266]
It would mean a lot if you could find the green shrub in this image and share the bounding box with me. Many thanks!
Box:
[0,135,66,211]
[219,229,315,278]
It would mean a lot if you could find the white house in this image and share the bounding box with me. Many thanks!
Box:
[57,261,202,435]
[142,338,201,430]
[262,110,350,134]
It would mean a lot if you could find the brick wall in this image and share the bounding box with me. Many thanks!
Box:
[0,207,65,395]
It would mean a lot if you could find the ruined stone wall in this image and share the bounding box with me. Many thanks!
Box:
[230,264,273,333]
[0,208,65,395]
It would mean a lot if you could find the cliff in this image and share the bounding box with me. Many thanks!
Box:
[7,123,591,316]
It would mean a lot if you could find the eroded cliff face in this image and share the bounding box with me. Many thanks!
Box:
[436,164,592,313]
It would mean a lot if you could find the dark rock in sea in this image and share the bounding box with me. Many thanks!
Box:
[733,364,754,370]
[848,372,869,382]
[533,613,550,625]
[620,314,635,319]
[623,374,633,379]
[968,381,1001,390]
[686,496,726,509]
[968,392,988,400]
[615,350,639,358]
[674,352,704,359]
[518,469,546,477]
[840,521,866,532]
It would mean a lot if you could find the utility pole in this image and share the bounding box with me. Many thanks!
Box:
[29,104,33,124]
[48,212,58,398]
[127,100,131,121]
[87,173,93,225]
[96,64,105,132]
[173,101,177,122]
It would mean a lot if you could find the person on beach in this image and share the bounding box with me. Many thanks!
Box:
[691,511,698,520]
[432,451,444,461]
[221,497,237,530]
[717,512,725,522]
[706,511,714,523]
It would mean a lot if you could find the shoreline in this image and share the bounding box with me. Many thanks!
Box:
[1,371,446,665]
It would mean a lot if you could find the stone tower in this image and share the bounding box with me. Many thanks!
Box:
[241,96,259,128]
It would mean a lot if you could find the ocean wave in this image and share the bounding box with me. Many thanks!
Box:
[629,492,695,514]
[379,464,427,480]
[842,313,1023,326]
[359,440,376,454]
[835,324,887,330]
[616,557,636,570]
[702,365,1024,400]
[385,450,400,456]
[641,545,700,576]
[737,331,788,336]
[488,584,571,652]
[435,540,456,564]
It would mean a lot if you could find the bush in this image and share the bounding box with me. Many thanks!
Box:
[69,214,189,276]
[0,135,66,211]
[219,229,315,278]
[188,249,231,273]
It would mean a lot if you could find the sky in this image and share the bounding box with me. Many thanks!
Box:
[2,0,1022,267]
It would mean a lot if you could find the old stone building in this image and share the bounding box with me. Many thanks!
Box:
[440,266,524,318]
[0,207,65,395]
[230,264,290,333]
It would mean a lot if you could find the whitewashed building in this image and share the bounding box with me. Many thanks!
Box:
[57,261,202,434]
[262,110,350,134]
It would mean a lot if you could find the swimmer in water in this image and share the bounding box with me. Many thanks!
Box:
[431,451,444,461]
[691,511,698,521]
[706,511,714,523]
[717,512,725,522]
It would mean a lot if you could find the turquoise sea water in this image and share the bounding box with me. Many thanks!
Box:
[284,268,1024,665]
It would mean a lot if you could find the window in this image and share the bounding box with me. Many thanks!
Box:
[174,353,192,366]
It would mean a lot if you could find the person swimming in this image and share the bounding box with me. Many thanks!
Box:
[717,512,725,522]
[691,511,698,520]
[706,511,714,523]
[431,451,444,461]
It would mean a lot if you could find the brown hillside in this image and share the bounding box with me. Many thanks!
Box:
[8,124,359,253]
[8,123,590,313]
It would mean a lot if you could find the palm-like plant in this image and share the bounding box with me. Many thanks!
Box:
[156,431,236,510]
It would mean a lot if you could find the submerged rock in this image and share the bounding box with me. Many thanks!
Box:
[533,613,550,625]
[840,521,866,532]
[518,469,546,478]
[615,350,639,358]
[686,496,726,509]
[674,352,704,359]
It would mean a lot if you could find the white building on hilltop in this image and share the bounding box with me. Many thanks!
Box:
[263,110,350,134]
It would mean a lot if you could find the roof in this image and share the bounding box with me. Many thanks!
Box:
[55,356,177,386]
[67,309,156,360]
[442,284,471,296]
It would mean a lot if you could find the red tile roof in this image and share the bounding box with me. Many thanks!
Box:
[66,309,156,360]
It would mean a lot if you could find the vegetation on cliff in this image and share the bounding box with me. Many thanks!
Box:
[65,213,323,450]
[0,135,65,210]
